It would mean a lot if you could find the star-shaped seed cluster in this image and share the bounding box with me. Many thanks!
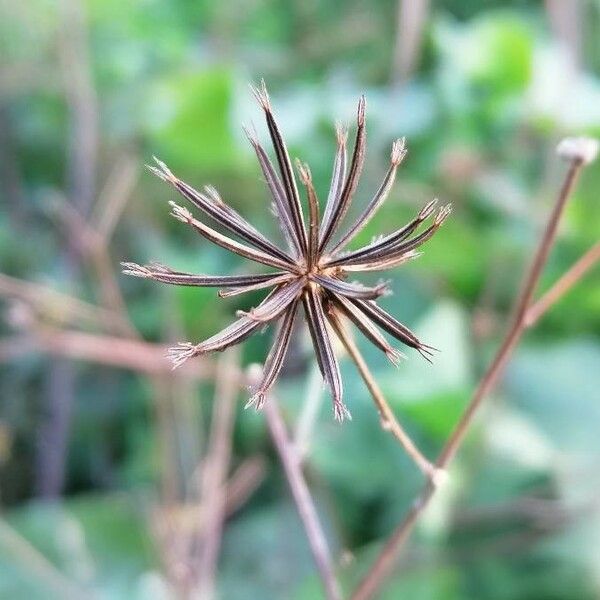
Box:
[123,81,450,421]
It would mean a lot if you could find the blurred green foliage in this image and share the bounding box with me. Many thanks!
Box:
[1,0,600,599]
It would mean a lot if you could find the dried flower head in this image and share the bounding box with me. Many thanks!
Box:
[123,80,450,421]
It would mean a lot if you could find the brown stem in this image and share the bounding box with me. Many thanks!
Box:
[92,153,139,240]
[351,155,588,600]
[0,272,126,334]
[264,398,342,600]
[89,243,138,338]
[524,240,600,328]
[59,0,98,217]
[194,349,239,598]
[0,329,213,379]
[222,455,267,515]
[49,195,136,337]
[392,0,430,84]
[329,311,439,480]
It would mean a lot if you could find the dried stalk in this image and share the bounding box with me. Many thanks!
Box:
[0,272,125,333]
[328,311,440,481]
[525,240,600,327]
[392,0,430,84]
[192,349,240,597]
[264,397,342,600]
[156,456,266,535]
[0,330,213,379]
[351,142,597,600]
[92,153,139,240]
[50,195,136,337]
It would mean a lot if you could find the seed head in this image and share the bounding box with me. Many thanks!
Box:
[123,83,451,421]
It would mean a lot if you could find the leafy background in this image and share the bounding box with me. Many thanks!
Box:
[1,0,600,598]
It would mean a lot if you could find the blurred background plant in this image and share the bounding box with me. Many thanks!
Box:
[1,0,599,599]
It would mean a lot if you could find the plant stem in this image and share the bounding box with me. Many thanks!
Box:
[525,240,600,327]
[195,349,239,598]
[264,399,342,600]
[351,156,587,600]
[328,311,438,480]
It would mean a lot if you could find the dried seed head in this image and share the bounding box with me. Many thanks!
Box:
[390,137,407,166]
[435,204,452,226]
[403,250,423,262]
[335,121,348,146]
[167,342,197,369]
[245,363,269,410]
[249,79,271,111]
[295,159,312,185]
[419,198,438,220]
[385,347,406,367]
[242,123,260,148]
[245,392,266,411]
[375,280,393,297]
[148,156,177,183]
[126,85,451,429]
[204,185,225,205]
[148,262,172,273]
[120,262,151,278]
[557,137,599,165]
[169,201,192,223]
[357,95,366,127]
[334,401,352,423]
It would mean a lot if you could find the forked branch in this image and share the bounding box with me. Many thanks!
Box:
[327,309,442,482]
[351,137,599,600]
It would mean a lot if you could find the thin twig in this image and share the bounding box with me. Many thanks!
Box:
[220,455,267,515]
[59,0,98,217]
[525,240,600,327]
[0,272,126,333]
[155,455,266,536]
[92,153,139,240]
[49,194,136,337]
[194,349,240,598]
[264,396,342,600]
[0,330,213,379]
[392,0,430,84]
[152,454,266,594]
[351,148,593,600]
[89,247,138,337]
[151,378,180,506]
[329,312,440,481]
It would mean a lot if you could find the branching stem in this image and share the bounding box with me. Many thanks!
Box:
[351,155,591,600]
[329,312,439,481]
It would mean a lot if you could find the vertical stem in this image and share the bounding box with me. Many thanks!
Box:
[392,0,430,85]
[264,399,342,600]
[36,0,99,499]
[195,349,239,598]
[59,0,98,217]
